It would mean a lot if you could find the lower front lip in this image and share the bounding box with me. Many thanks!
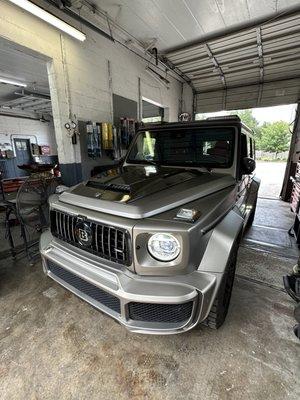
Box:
[40,230,219,334]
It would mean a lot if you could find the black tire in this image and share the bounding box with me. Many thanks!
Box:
[203,242,239,329]
[246,197,257,228]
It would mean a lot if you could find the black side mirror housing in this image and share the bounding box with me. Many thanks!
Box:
[242,157,256,174]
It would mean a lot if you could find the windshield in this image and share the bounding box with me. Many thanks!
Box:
[126,127,235,168]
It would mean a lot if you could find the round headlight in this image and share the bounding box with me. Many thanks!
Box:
[147,233,181,262]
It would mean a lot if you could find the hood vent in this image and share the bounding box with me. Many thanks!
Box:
[86,181,131,194]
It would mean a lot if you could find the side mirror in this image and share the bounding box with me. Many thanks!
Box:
[242,157,256,174]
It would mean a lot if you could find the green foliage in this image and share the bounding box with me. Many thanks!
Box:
[230,109,261,140]
[198,108,291,154]
[257,121,291,153]
[233,109,260,133]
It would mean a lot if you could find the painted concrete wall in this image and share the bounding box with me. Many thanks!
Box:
[0,0,193,184]
[0,115,57,156]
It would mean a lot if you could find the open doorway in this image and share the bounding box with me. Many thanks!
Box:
[142,97,168,123]
[196,105,299,276]
[0,37,58,256]
[196,104,297,200]
[0,37,58,181]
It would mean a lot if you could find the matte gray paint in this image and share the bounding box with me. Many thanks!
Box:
[60,174,236,219]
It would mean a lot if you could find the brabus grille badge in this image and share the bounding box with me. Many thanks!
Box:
[50,210,131,266]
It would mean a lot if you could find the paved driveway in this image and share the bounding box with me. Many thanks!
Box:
[255,161,286,198]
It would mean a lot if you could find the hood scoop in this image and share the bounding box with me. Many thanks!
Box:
[61,166,236,219]
[86,181,131,194]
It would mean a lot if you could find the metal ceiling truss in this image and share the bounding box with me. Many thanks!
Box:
[0,91,52,116]
[164,11,300,112]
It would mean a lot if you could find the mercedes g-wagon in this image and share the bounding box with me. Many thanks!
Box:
[40,116,260,334]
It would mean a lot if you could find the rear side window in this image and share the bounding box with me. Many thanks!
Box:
[247,136,254,158]
[241,134,248,158]
[251,138,256,159]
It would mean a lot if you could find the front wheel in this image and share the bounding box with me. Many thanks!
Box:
[203,242,239,329]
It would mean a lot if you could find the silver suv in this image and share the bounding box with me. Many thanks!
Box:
[40,116,260,334]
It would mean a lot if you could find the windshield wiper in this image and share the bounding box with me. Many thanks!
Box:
[195,165,212,173]
[161,162,212,173]
[143,160,161,166]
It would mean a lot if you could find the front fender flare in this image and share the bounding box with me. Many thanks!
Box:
[196,209,244,322]
[198,209,244,274]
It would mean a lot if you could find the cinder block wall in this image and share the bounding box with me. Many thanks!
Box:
[0,115,57,155]
[0,1,193,184]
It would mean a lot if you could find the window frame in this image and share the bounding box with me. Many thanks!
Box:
[126,126,236,169]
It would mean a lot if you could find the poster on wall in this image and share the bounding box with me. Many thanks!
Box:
[40,145,51,155]
[0,140,14,159]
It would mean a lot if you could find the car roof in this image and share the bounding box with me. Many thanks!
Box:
[139,115,254,138]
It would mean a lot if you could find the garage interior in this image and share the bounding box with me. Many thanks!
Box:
[0,1,300,399]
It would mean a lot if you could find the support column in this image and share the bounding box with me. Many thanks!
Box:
[281,103,300,201]
[46,38,82,186]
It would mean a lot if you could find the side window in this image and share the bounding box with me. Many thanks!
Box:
[252,139,256,159]
[246,136,250,157]
[249,138,254,158]
[241,134,248,158]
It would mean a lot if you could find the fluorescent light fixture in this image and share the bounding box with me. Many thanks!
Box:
[0,77,27,87]
[8,0,86,41]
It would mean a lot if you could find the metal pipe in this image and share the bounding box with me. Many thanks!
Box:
[41,0,114,42]
[42,0,191,86]
[59,6,114,42]
[0,113,49,122]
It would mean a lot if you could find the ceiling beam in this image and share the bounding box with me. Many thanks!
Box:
[33,105,53,112]
[0,91,51,107]
[14,90,50,99]
[20,99,51,109]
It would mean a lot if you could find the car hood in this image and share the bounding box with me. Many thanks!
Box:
[59,165,236,219]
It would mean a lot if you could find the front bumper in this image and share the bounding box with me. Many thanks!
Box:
[40,230,222,334]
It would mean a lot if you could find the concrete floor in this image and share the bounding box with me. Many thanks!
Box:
[0,198,299,400]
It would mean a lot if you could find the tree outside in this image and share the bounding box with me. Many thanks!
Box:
[233,109,260,138]
[257,121,291,154]
[196,108,292,156]
[231,110,291,154]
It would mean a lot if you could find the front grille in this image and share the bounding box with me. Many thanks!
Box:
[128,301,193,323]
[47,261,121,313]
[50,209,131,266]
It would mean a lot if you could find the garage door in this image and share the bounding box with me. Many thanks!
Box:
[164,12,300,112]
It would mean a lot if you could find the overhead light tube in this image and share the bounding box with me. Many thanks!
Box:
[7,0,86,41]
[0,77,27,87]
